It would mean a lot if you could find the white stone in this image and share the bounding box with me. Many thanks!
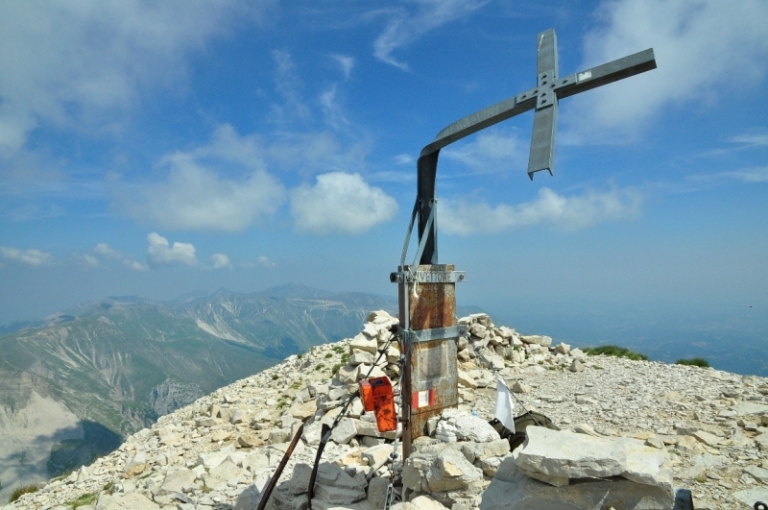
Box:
[288,462,313,495]
[367,476,391,509]
[520,335,552,348]
[96,493,160,510]
[691,430,721,447]
[511,381,531,394]
[158,468,197,495]
[313,462,367,505]
[349,351,375,365]
[569,348,585,360]
[335,363,360,385]
[482,458,675,510]
[362,443,397,467]
[426,446,483,492]
[441,409,501,443]
[290,399,317,419]
[514,427,672,491]
[754,432,768,451]
[457,370,478,389]
[331,418,359,444]
[744,465,768,483]
[436,420,458,442]
[408,495,450,509]
[733,488,768,509]
[350,333,377,354]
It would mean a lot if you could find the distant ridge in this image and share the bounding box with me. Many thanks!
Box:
[0,284,403,498]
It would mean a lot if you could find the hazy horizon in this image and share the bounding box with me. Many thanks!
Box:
[2,281,765,377]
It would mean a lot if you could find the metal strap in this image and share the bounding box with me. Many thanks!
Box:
[390,270,466,284]
[410,325,460,343]
[409,200,436,275]
[400,199,420,269]
[413,270,465,283]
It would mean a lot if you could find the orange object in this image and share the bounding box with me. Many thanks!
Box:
[359,376,397,432]
[359,380,375,412]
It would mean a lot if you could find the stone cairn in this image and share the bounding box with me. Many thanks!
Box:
[4,312,768,510]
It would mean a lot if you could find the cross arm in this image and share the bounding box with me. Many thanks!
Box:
[419,90,538,158]
[419,47,656,160]
[411,31,656,266]
[554,48,656,100]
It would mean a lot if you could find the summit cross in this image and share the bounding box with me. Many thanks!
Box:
[415,28,657,264]
[394,28,657,460]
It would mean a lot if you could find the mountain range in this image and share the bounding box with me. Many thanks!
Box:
[0,284,407,499]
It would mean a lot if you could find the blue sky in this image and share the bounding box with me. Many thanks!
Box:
[1,0,767,344]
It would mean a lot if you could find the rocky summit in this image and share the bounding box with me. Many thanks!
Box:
[4,312,768,510]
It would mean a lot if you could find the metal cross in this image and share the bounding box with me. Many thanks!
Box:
[414,28,656,264]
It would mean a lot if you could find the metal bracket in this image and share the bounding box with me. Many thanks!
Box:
[390,270,466,284]
[411,325,460,343]
[398,325,462,345]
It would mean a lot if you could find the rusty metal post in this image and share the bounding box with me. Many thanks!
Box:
[393,264,464,458]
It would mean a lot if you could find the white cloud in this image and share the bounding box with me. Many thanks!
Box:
[240,255,276,269]
[729,134,768,148]
[0,1,265,159]
[211,253,232,269]
[271,50,311,122]
[266,130,371,177]
[83,254,99,267]
[147,233,198,266]
[330,54,355,80]
[442,127,527,175]
[258,255,276,268]
[373,0,487,71]
[93,242,148,271]
[690,166,768,184]
[395,154,415,166]
[440,186,643,235]
[118,125,286,232]
[319,85,349,130]
[563,0,768,143]
[370,170,414,183]
[290,172,399,234]
[94,242,122,258]
[0,246,53,266]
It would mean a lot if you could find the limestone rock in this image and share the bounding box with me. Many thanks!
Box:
[755,432,768,451]
[96,493,161,510]
[439,409,501,443]
[512,381,531,394]
[481,458,675,510]
[458,369,478,389]
[238,431,265,448]
[157,468,197,496]
[350,333,377,354]
[513,427,672,492]
[313,462,367,505]
[427,446,483,492]
[289,462,313,495]
[569,360,585,373]
[290,399,317,420]
[520,335,552,348]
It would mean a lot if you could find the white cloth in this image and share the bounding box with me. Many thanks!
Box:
[494,374,515,433]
